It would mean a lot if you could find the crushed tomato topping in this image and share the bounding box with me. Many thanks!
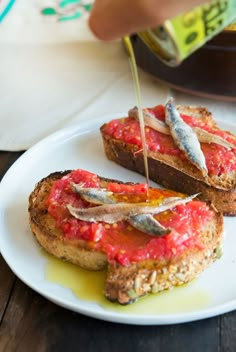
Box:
[103,105,236,176]
[47,169,216,266]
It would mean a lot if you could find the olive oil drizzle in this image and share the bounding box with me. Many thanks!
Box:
[123,36,150,198]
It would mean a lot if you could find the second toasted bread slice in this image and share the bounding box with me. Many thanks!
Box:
[100,104,236,215]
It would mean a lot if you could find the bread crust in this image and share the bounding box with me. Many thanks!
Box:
[29,171,107,270]
[100,126,236,216]
[29,170,224,304]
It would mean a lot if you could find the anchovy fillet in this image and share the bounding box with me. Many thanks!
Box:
[165,98,208,177]
[129,107,169,135]
[193,126,236,150]
[129,106,235,150]
[127,214,171,236]
[69,184,197,236]
[68,203,128,223]
[67,194,197,226]
[71,185,171,235]
[71,184,114,204]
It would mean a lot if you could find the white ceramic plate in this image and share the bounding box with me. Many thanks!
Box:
[0,114,236,325]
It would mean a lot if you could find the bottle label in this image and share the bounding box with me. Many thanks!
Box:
[167,0,236,61]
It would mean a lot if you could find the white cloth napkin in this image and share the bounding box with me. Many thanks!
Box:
[0,0,235,151]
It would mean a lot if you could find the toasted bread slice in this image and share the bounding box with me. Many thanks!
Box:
[100,105,236,215]
[29,169,223,305]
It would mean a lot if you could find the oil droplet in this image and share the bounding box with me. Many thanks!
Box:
[44,251,211,315]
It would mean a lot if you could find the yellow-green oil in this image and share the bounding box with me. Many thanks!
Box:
[44,252,211,315]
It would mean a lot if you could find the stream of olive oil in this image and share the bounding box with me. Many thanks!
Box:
[44,252,210,315]
[123,36,150,195]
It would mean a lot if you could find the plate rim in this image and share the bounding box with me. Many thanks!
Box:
[0,115,236,325]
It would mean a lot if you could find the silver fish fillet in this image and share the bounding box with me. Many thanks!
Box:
[128,107,169,135]
[165,98,208,177]
[67,203,129,223]
[67,194,197,226]
[127,214,171,236]
[71,184,171,236]
[71,184,114,204]
[129,106,235,150]
[193,126,236,150]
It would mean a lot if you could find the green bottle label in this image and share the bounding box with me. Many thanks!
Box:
[167,0,236,61]
[139,0,236,65]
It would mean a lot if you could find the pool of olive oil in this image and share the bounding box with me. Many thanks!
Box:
[44,252,211,315]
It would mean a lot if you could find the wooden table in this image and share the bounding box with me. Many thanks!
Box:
[1,151,236,352]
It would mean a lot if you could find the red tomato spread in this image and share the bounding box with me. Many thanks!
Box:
[47,169,216,266]
[103,105,236,176]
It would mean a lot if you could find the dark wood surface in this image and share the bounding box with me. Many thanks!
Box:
[1,151,236,352]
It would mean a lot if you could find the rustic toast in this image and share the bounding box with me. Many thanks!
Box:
[29,169,223,304]
[100,104,236,215]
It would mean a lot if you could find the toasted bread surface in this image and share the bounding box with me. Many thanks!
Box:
[29,170,224,304]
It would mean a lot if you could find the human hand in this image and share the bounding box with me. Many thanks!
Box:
[89,0,206,41]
